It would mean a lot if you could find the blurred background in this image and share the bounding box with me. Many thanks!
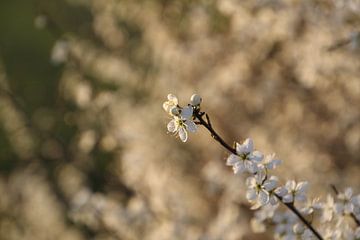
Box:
[0,0,359,239]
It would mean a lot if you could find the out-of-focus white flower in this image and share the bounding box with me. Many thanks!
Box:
[335,187,355,215]
[273,211,298,240]
[301,198,323,216]
[51,40,69,65]
[254,203,279,222]
[321,195,335,223]
[301,229,315,240]
[163,94,179,113]
[246,172,279,209]
[352,194,360,221]
[322,226,342,240]
[226,138,263,174]
[250,218,266,233]
[282,180,309,203]
[167,106,197,142]
[262,153,282,170]
[337,220,360,240]
[190,94,202,106]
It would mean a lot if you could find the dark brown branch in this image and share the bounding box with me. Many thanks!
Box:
[193,110,237,155]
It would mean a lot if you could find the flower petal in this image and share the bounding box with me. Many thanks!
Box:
[245,160,258,173]
[269,195,278,205]
[258,190,270,206]
[345,187,353,199]
[163,102,171,112]
[233,161,246,174]
[246,189,257,201]
[274,186,288,197]
[250,151,264,163]
[246,176,257,188]
[295,194,307,202]
[226,154,239,166]
[285,180,296,191]
[185,120,197,133]
[167,119,177,132]
[282,194,294,203]
[181,106,193,119]
[263,178,278,191]
[296,181,309,194]
[255,171,266,184]
[242,138,254,153]
[178,127,188,142]
[167,94,178,105]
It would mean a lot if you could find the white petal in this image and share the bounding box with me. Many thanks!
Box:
[234,161,246,174]
[296,181,309,194]
[246,189,257,201]
[286,180,296,191]
[167,94,178,105]
[345,187,353,199]
[250,151,264,163]
[246,176,257,188]
[263,178,278,191]
[255,171,266,184]
[163,102,171,112]
[178,127,188,142]
[351,195,360,206]
[243,138,254,153]
[282,194,294,203]
[265,154,282,169]
[269,195,278,205]
[295,194,307,202]
[245,160,258,173]
[344,203,354,214]
[185,120,197,133]
[258,190,270,206]
[274,186,288,197]
[180,106,193,119]
[235,142,242,154]
[167,119,177,132]
[226,154,239,166]
[334,203,344,214]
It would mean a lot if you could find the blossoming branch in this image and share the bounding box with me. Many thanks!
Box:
[162,94,360,240]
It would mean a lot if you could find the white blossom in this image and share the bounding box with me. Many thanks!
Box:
[246,172,280,209]
[301,198,323,216]
[226,138,263,174]
[163,94,179,113]
[262,153,282,170]
[273,211,298,240]
[335,187,355,215]
[321,195,335,223]
[282,180,309,203]
[167,106,197,142]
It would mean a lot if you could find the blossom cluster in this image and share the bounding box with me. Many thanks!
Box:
[163,94,360,239]
[162,94,200,142]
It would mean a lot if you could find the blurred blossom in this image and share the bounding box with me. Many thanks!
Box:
[78,130,97,153]
[51,40,69,65]
[34,15,47,29]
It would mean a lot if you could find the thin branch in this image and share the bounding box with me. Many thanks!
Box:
[193,109,324,240]
[193,110,237,155]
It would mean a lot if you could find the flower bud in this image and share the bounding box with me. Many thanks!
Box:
[170,106,180,116]
[190,94,202,106]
